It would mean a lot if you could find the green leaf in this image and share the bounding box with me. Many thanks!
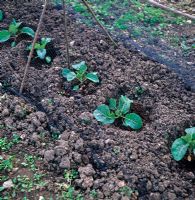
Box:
[34,43,41,49]
[0,10,4,22]
[76,71,84,82]
[0,186,5,192]
[11,41,16,47]
[109,98,117,110]
[124,113,143,130]
[12,19,22,28]
[185,127,195,137]
[181,134,193,143]
[41,37,51,44]
[73,85,79,91]
[115,109,122,117]
[8,20,21,35]
[78,64,87,74]
[72,61,87,71]
[45,56,51,63]
[118,95,133,114]
[20,27,35,37]
[0,30,11,42]
[62,68,71,77]
[66,72,76,81]
[93,104,115,124]
[37,49,46,59]
[171,138,189,161]
[41,37,51,48]
[86,72,99,83]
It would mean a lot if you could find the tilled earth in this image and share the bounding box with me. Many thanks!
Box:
[0,1,195,200]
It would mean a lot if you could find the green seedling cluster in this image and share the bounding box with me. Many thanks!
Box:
[21,155,37,171]
[61,169,83,200]
[62,61,99,91]
[12,173,46,192]
[171,127,195,161]
[64,169,78,184]
[118,186,135,198]
[27,37,52,63]
[61,186,84,200]
[90,189,98,199]
[0,156,14,172]
[0,134,20,151]
[93,95,143,130]
[0,19,35,47]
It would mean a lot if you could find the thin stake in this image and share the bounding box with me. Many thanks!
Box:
[19,0,48,94]
[81,0,117,46]
[148,0,195,20]
[62,0,71,68]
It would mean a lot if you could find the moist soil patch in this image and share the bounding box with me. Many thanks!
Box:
[0,1,195,199]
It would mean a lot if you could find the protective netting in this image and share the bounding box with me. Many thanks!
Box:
[60,0,195,90]
[1,0,195,91]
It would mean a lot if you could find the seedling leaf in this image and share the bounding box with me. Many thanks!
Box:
[72,61,86,70]
[40,37,51,48]
[185,127,195,136]
[11,41,16,47]
[0,10,3,22]
[109,98,117,110]
[21,27,35,37]
[37,49,46,59]
[86,72,99,83]
[171,138,189,161]
[46,56,51,63]
[34,43,42,49]
[66,72,76,81]
[41,37,51,44]
[78,64,87,74]
[62,68,71,77]
[12,19,22,28]
[73,85,79,91]
[0,30,11,42]
[182,134,194,143]
[8,20,21,35]
[118,95,133,114]
[124,113,143,130]
[93,104,115,124]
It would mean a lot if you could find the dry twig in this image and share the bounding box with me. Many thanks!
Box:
[147,0,195,20]
[81,0,117,46]
[62,0,71,68]
[19,0,48,94]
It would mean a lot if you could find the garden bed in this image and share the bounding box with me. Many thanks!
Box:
[0,1,195,199]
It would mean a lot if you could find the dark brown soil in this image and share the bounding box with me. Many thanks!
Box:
[0,1,195,200]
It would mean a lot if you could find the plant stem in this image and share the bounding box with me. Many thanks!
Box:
[81,0,117,46]
[19,0,48,94]
[62,0,71,68]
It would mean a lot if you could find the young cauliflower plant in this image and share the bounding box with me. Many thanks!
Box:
[0,19,35,47]
[62,61,99,91]
[93,95,143,130]
[171,127,195,161]
[27,37,52,63]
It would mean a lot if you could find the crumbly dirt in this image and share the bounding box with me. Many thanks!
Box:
[0,1,195,200]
